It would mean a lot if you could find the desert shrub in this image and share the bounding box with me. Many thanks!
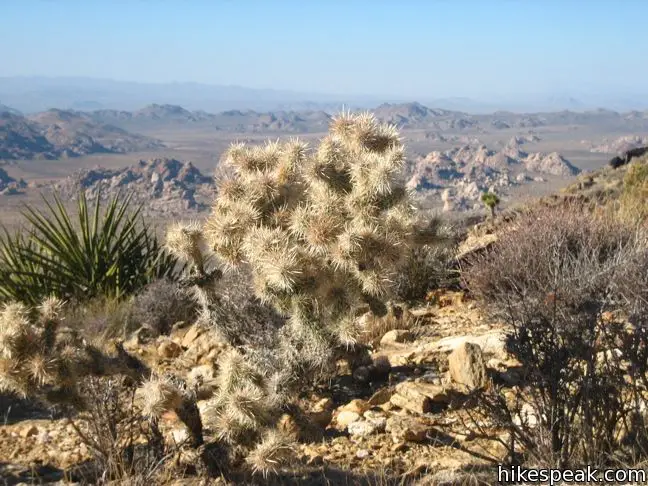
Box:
[129,279,198,336]
[62,297,135,341]
[0,191,180,306]
[394,216,459,302]
[620,159,648,221]
[464,203,648,468]
[69,376,167,484]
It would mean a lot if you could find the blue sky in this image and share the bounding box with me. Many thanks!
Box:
[1,0,647,98]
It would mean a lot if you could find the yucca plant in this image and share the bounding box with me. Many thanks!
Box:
[0,190,180,305]
[481,191,500,219]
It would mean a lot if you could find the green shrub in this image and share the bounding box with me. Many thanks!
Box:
[0,191,180,305]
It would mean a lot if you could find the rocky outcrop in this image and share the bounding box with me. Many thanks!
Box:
[406,142,579,212]
[589,135,648,155]
[524,152,580,176]
[54,158,214,215]
[0,167,27,195]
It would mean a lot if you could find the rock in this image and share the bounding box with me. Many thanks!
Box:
[513,403,539,428]
[390,391,431,414]
[157,340,182,359]
[356,449,370,459]
[368,388,393,406]
[389,382,449,414]
[335,411,362,429]
[448,342,487,390]
[456,233,498,261]
[431,330,507,357]
[348,420,380,437]
[396,381,451,404]
[171,428,189,444]
[181,325,202,348]
[341,399,369,415]
[380,329,414,346]
[21,425,39,438]
[386,416,429,443]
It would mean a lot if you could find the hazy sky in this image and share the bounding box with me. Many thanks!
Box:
[2,0,647,98]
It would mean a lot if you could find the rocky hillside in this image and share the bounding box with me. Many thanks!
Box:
[54,158,214,216]
[0,291,510,484]
[586,134,648,154]
[0,109,164,161]
[407,139,579,211]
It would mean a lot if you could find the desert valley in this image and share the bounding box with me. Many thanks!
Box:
[2,100,648,227]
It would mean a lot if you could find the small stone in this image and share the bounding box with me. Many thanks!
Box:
[386,416,429,443]
[181,326,202,348]
[447,342,487,390]
[391,442,408,452]
[368,388,393,406]
[341,399,369,415]
[21,425,39,438]
[356,449,370,459]
[390,391,432,414]
[335,411,361,429]
[348,420,376,437]
[380,329,414,346]
[171,428,189,444]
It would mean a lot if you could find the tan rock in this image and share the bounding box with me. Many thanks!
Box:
[368,388,393,406]
[390,391,431,414]
[335,411,362,429]
[386,416,429,443]
[448,342,487,390]
[341,399,369,415]
[389,380,448,414]
[395,381,450,404]
[181,325,202,348]
[21,425,39,438]
[380,329,414,346]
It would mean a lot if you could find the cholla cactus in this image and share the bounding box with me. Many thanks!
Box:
[199,112,413,365]
[0,297,149,406]
[160,112,414,476]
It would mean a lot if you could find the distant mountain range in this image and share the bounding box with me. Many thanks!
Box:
[2,101,648,162]
[0,108,163,160]
[1,77,648,114]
